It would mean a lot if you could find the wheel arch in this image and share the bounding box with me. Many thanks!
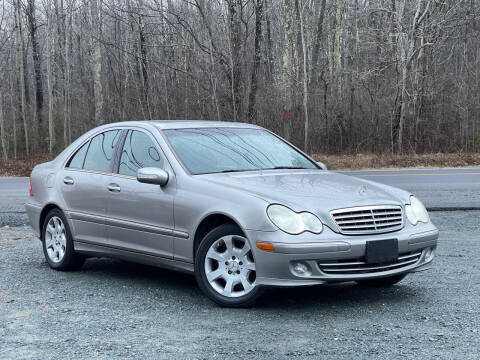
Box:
[193,213,246,258]
[39,203,63,241]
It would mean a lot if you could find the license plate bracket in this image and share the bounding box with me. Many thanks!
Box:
[365,239,398,264]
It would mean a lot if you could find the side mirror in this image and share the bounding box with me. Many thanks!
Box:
[316,161,328,170]
[137,167,169,186]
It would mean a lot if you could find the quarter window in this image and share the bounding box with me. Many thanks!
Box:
[66,141,89,168]
[119,130,164,177]
[83,130,121,172]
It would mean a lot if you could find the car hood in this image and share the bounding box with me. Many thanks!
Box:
[201,170,411,230]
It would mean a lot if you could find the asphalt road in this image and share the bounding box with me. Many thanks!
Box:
[343,168,480,209]
[0,177,29,213]
[0,211,479,359]
[1,168,479,212]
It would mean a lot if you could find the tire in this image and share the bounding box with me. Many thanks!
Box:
[41,208,85,271]
[355,273,407,287]
[194,223,263,307]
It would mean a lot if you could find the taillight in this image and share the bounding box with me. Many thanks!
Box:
[29,177,34,196]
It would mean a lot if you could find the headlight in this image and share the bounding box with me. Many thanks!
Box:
[267,204,323,234]
[405,196,429,225]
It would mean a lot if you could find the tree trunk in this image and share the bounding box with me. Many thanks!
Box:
[46,4,55,154]
[63,0,72,146]
[298,0,309,152]
[264,0,274,82]
[309,0,326,85]
[0,95,7,160]
[89,0,104,126]
[9,75,17,160]
[26,0,44,126]
[282,0,294,140]
[138,12,151,118]
[15,0,29,156]
[246,0,264,124]
[228,0,242,122]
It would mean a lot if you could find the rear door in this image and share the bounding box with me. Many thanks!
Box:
[61,129,121,244]
[105,129,176,258]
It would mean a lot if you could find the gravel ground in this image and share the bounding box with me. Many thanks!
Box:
[0,212,479,360]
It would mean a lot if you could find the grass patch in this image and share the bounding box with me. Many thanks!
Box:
[313,152,480,170]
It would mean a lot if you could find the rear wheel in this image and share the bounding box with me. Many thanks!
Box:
[195,224,262,307]
[355,273,407,287]
[42,208,85,271]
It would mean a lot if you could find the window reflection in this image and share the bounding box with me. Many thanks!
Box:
[83,130,120,172]
[164,128,316,175]
[119,130,164,177]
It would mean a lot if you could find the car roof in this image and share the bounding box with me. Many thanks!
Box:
[141,120,261,130]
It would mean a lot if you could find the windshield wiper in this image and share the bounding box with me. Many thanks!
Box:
[219,169,251,173]
[218,166,307,173]
[266,166,309,170]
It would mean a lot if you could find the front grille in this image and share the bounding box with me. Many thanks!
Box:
[331,205,403,235]
[318,252,421,275]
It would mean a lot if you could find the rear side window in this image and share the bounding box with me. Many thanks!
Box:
[119,130,164,176]
[66,141,89,168]
[83,130,121,172]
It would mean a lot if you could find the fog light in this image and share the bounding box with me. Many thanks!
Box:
[291,261,311,276]
[424,248,435,262]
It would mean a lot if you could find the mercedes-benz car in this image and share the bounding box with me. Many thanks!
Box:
[25,121,438,307]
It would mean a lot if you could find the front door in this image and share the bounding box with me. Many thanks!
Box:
[105,129,175,259]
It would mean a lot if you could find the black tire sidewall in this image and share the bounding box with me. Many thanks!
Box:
[194,223,262,307]
[42,208,83,271]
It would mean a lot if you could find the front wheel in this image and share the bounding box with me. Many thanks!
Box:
[194,224,262,307]
[355,273,407,287]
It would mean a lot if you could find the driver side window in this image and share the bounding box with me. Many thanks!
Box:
[119,130,164,177]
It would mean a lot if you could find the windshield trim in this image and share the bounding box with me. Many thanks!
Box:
[162,126,320,175]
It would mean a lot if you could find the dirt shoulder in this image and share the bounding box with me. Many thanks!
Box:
[1,152,480,177]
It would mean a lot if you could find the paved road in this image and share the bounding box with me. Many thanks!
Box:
[0,177,29,212]
[1,168,479,212]
[342,168,480,209]
[1,211,478,359]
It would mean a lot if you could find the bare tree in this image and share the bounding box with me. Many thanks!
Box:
[0,0,477,159]
[246,0,263,124]
[46,1,55,153]
[25,0,44,127]
[0,93,6,160]
[89,0,104,126]
[14,0,29,156]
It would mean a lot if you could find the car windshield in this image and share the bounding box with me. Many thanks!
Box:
[163,127,318,175]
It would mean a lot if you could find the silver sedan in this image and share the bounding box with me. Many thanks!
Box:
[25,121,438,307]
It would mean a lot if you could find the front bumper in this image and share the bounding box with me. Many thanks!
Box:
[246,222,438,287]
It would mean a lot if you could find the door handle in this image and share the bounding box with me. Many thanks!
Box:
[107,183,121,192]
[63,177,74,185]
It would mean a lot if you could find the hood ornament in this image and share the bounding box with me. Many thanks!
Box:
[358,185,368,196]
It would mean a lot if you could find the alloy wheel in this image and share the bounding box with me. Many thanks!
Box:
[204,235,256,297]
[44,216,67,263]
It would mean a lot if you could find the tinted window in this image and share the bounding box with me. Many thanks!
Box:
[119,130,164,176]
[163,128,317,175]
[67,141,89,168]
[83,130,120,172]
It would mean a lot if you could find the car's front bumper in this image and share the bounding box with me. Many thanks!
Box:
[246,222,438,287]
